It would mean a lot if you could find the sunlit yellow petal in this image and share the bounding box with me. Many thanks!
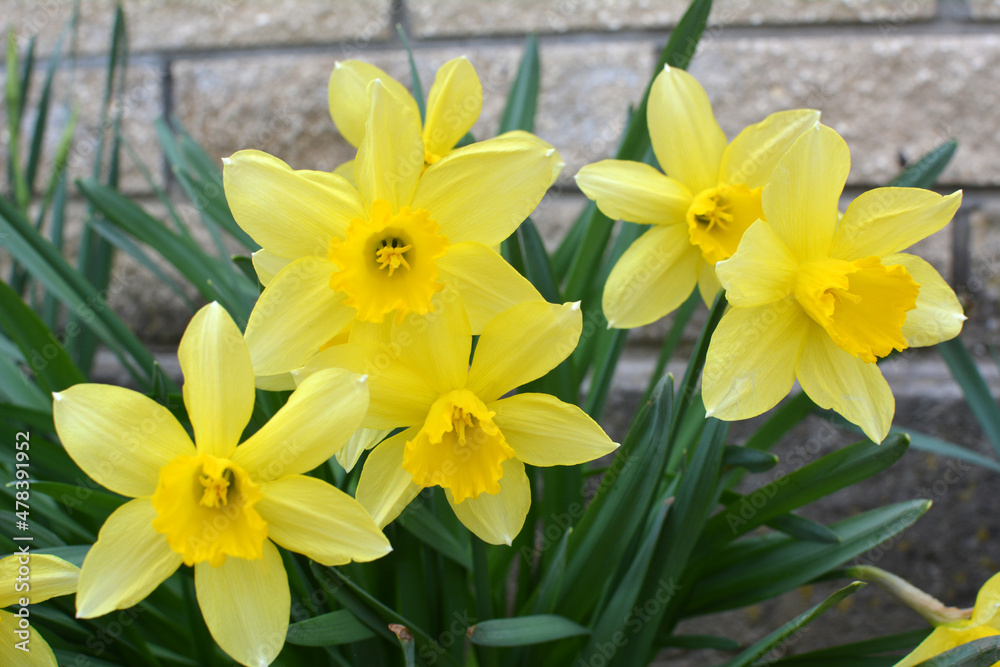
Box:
[296,343,438,430]
[0,609,57,667]
[251,249,292,288]
[244,257,355,376]
[491,393,618,466]
[336,428,391,472]
[602,224,701,328]
[76,499,182,618]
[0,555,78,608]
[832,189,962,260]
[763,124,849,262]
[355,79,424,213]
[647,65,727,195]
[703,297,811,421]
[884,253,965,348]
[575,159,691,225]
[970,571,1000,629]
[468,301,581,403]
[447,458,530,546]
[894,625,997,667]
[195,539,289,667]
[437,241,544,333]
[54,385,195,498]
[423,56,482,163]
[179,303,254,458]
[233,369,368,482]
[720,109,821,189]
[390,290,471,393]
[356,429,424,528]
[328,60,417,148]
[498,130,564,186]
[716,220,798,308]
[796,322,894,443]
[411,135,562,247]
[224,150,364,258]
[258,475,391,566]
[255,372,297,392]
[333,159,356,187]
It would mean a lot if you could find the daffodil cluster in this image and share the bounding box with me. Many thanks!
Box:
[576,64,964,443]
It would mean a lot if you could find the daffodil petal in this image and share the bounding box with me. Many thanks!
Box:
[76,499,182,618]
[224,150,364,258]
[54,385,195,498]
[296,343,437,430]
[602,224,700,328]
[411,135,562,247]
[832,188,962,260]
[356,79,424,212]
[424,56,481,160]
[233,369,368,482]
[337,428,392,472]
[447,458,530,546]
[0,610,57,666]
[179,303,254,459]
[763,124,849,262]
[195,539,289,667]
[333,159,357,187]
[0,555,78,607]
[893,625,997,667]
[437,241,544,333]
[467,301,581,403]
[703,297,811,421]
[491,393,618,466]
[969,572,1000,628]
[884,253,965,348]
[244,257,356,376]
[796,322,894,443]
[393,290,471,393]
[696,257,722,306]
[716,220,798,307]
[497,130,564,186]
[356,429,424,528]
[258,475,391,566]
[648,65,727,195]
[720,109,821,189]
[575,159,692,225]
[328,60,418,148]
[251,249,292,288]
[255,372,297,392]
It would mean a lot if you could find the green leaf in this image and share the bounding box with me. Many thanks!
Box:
[688,499,931,614]
[773,628,931,665]
[913,636,1000,666]
[498,34,540,134]
[469,615,589,647]
[396,503,471,570]
[35,544,90,568]
[700,435,909,548]
[32,482,127,522]
[719,582,866,667]
[0,279,85,395]
[395,25,425,122]
[766,513,841,545]
[903,427,1000,473]
[285,609,376,646]
[722,445,779,473]
[889,139,957,188]
[938,338,1000,458]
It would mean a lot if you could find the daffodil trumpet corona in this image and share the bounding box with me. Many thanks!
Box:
[576,65,822,329]
[293,292,620,546]
[226,61,563,386]
[702,124,964,443]
[53,302,391,667]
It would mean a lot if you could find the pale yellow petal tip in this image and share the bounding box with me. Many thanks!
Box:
[358,374,369,385]
[334,60,343,69]
[704,407,715,418]
[663,63,671,72]
[221,156,231,166]
[545,148,556,158]
[570,301,581,311]
[52,391,64,402]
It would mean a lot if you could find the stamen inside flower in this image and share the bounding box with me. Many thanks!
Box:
[686,183,763,265]
[151,454,267,567]
[329,199,449,323]
[402,389,515,503]
[795,256,920,363]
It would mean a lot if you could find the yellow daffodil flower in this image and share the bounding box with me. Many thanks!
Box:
[52,302,391,667]
[225,76,562,381]
[703,124,964,443]
[1,554,79,667]
[895,572,1000,666]
[294,292,619,545]
[575,65,820,328]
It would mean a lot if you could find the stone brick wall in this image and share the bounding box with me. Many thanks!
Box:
[3,0,1000,660]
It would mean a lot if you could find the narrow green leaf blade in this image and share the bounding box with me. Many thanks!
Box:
[889,139,958,188]
[498,34,540,134]
[938,338,1000,458]
[286,610,377,646]
[469,615,589,647]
